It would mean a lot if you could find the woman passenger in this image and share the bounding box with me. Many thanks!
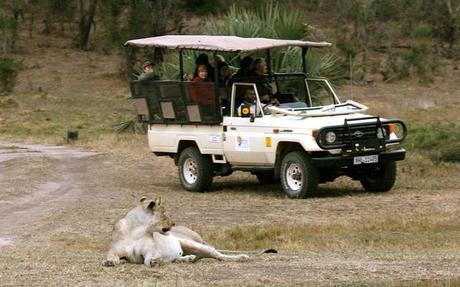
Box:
[191,64,211,82]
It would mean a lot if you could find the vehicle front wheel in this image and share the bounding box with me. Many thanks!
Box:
[359,161,397,192]
[280,151,319,198]
[178,147,213,192]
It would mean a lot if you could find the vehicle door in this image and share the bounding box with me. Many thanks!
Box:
[222,83,271,165]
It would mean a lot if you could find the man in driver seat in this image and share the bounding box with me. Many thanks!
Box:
[238,88,260,117]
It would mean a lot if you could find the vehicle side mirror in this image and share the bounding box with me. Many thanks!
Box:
[250,114,255,123]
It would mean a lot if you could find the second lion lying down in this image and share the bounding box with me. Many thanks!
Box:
[103,197,249,267]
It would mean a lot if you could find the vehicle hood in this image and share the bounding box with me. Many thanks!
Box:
[258,113,385,130]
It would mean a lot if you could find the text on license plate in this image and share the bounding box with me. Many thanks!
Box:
[353,154,379,165]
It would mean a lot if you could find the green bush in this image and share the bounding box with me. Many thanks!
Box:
[404,123,460,163]
[381,41,436,81]
[114,118,147,134]
[439,143,460,163]
[413,24,433,39]
[0,57,22,95]
[206,2,305,40]
[0,15,18,53]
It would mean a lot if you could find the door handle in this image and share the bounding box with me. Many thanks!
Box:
[230,127,236,131]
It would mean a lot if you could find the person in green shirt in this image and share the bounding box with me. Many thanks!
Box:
[138,60,159,81]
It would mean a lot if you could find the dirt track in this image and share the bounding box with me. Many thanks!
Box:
[0,143,459,286]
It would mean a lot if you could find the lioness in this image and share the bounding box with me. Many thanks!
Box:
[103,198,196,266]
[103,197,249,267]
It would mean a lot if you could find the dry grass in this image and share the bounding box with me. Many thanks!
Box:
[205,213,459,253]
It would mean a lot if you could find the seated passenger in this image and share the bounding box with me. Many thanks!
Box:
[194,53,215,81]
[215,54,238,74]
[137,60,159,81]
[188,64,214,106]
[217,62,232,86]
[252,58,279,105]
[230,56,254,83]
[191,64,211,82]
[237,88,260,117]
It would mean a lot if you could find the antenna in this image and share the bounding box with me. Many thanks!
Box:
[349,54,353,101]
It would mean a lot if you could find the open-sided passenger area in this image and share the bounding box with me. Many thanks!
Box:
[131,80,222,124]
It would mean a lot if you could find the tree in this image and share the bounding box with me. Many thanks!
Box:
[444,0,460,48]
[78,0,98,50]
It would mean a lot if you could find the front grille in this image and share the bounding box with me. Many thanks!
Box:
[337,124,380,143]
[317,117,387,153]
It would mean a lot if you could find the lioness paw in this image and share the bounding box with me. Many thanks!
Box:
[175,255,197,263]
[149,258,165,267]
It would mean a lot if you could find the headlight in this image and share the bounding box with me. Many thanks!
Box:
[325,131,337,144]
[377,127,387,139]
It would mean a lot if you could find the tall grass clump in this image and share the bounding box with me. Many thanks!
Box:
[404,123,460,163]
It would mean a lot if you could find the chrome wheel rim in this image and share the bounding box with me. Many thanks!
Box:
[286,163,302,191]
[183,158,198,184]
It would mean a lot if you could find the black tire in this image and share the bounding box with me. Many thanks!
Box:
[178,147,213,192]
[255,171,277,184]
[280,151,319,198]
[360,161,397,192]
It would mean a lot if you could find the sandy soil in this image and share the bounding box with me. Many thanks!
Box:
[0,143,459,286]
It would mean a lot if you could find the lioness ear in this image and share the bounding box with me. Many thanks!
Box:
[155,197,162,207]
[140,197,155,211]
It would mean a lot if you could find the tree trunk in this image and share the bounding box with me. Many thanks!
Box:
[79,0,98,50]
[445,0,460,48]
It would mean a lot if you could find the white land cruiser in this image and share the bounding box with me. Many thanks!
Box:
[125,35,407,198]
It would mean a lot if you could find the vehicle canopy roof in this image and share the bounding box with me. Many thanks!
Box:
[124,35,331,52]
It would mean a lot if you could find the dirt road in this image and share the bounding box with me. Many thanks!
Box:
[0,143,459,286]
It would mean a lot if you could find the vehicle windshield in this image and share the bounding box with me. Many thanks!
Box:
[270,76,341,111]
[307,78,339,107]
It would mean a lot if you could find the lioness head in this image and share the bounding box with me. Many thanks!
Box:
[141,197,175,235]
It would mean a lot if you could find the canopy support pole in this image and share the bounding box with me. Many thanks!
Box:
[179,49,184,81]
[212,51,222,121]
[266,49,272,79]
[302,47,308,74]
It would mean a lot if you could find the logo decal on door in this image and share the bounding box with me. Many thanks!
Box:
[235,135,250,151]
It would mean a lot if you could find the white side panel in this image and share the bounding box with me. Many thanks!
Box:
[148,124,224,154]
[223,117,271,165]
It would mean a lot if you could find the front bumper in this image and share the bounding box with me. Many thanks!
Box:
[311,149,406,168]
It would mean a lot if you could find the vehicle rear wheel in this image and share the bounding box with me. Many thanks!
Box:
[359,161,397,192]
[178,147,213,192]
[255,171,277,184]
[280,151,319,198]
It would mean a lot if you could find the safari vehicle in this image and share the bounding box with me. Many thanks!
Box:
[124,35,407,198]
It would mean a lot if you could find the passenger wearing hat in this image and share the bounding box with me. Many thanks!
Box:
[138,60,159,81]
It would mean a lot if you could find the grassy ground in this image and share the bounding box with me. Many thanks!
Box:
[0,31,459,286]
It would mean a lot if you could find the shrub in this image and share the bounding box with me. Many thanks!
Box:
[413,24,433,39]
[0,15,18,53]
[114,118,147,134]
[439,144,460,163]
[381,41,437,82]
[0,57,22,95]
[404,123,460,163]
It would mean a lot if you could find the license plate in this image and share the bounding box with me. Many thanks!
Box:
[353,154,379,165]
